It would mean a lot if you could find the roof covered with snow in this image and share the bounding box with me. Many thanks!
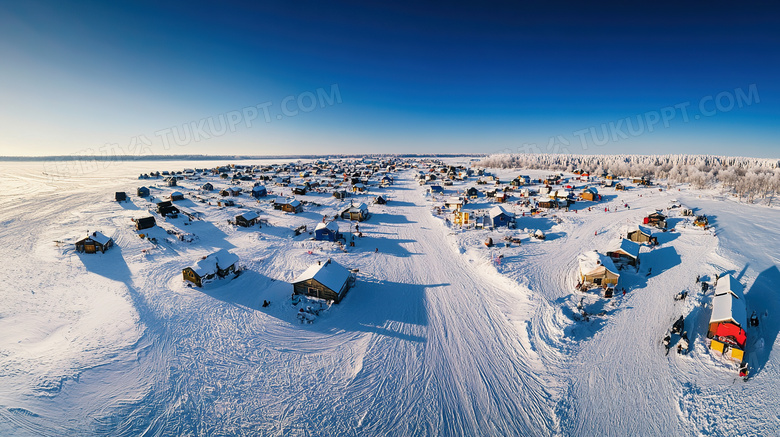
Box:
[315,221,339,232]
[293,259,351,292]
[710,291,748,327]
[578,250,620,277]
[191,249,239,277]
[608,239,641,259]
[238,211,259,221]
[88,231,112,245]
[489,205,513,219]
[715,274,744,299]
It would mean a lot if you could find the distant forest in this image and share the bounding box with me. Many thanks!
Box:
[479,153,780,205]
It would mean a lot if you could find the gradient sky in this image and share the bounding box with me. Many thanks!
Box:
[1,1,778,157]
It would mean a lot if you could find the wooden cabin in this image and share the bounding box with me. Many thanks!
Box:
[579,187,599,202]
[707,275,747,362]
[291,259,355,303]
[235,211,259,227]
[134,216,156,230]
[218,199,235,207]
[341,203,369,221]
[606,239,641,266]
[578,251,620,287]
[280,199,303,213]
[75,231,113,254]
[627,225,658,245]
[182,249,239,287]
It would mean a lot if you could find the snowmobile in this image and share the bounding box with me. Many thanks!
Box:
[671,316,685,335]
[663,331,672,355]
[677,331,689,354]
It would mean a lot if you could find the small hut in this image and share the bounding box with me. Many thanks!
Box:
[291,259,355,303]
[182,249,239,287]
[235,211,259,227]
[75,231,113,254]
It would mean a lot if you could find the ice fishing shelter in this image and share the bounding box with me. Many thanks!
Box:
[577,251,620,287]
[489,205,515,228]
[170,191,184,201]
[235,211,259,227]
[182,249,239,287]
[707,275,747,362]
[314,221,341,241]
[75,231,114,254]
[115,192,127,202]
[606,239,641,266]
[291,258,355,303]
[136,187,150,197]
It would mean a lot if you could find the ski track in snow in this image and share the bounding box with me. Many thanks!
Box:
[1,160,780,436]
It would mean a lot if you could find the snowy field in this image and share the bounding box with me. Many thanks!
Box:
[1,158,779,436]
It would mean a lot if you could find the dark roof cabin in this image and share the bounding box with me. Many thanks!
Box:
[292,259,355,303]
[235,211,259,227]
[137,187,150,197]
[182,249,239,287]
[251,185,268,198]
[115,192,127,202]
[134,216,156,230]
[75,231,113,254]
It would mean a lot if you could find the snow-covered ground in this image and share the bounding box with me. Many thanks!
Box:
[1,159,779,436]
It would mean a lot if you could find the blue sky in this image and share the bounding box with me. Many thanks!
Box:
[0,1,778,157]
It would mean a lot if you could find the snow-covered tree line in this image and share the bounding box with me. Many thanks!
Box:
[477,154,780,205]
